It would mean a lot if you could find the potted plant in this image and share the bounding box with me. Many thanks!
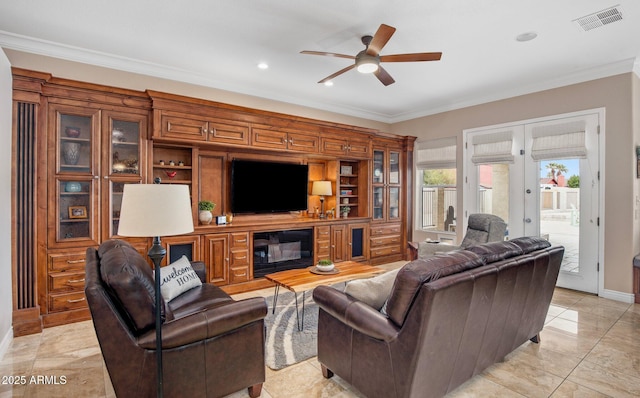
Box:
[340,205,351,218]
[198,200,216,225]
[316,258,335,272]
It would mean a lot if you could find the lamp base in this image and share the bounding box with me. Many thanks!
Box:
[149,237,166,398]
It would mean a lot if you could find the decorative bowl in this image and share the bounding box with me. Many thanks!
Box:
[315,262,335,272]
[165,171,178,178]
[65,127,81,138]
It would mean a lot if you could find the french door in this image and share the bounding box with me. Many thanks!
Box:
[464,111,601,293]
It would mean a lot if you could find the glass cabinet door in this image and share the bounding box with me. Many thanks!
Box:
[108,180,142,238]
[389,151,400,184]
[373,150,384,184]
[373,186,384,220]
[389,187,400,220]
[57,111,98,175]
[107,115,142,177]
[56,178,98,244]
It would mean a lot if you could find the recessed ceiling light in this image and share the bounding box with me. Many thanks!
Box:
[324,81,333,87]
[516,32,538,42]
[257,62,269,70]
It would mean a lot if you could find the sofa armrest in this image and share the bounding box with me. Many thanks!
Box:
[313,286,399,342]
[138,296,267,349]
[190,261,206,283]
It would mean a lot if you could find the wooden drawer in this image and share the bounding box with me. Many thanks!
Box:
[49,271,85,292]
[230,232,249,249]
[230,249,249,267]
[229,266,250,284]
[370,245,402,258]
[370,235,402,248]
[316,226,330,238]
[370,223,401,237]
[48,291,87,313]
[49,251,89,272]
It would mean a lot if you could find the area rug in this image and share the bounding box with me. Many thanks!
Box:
[264,289,320,370]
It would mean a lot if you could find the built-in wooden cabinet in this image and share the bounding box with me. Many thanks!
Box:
[12,69,414,334]
[157,111,250,146]
[251,126,319,153]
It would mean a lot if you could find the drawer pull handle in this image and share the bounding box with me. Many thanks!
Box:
[67,297,86,303]
[236,239,247,242]
[235,272,247,277]
[68,278,85,283]
[66,259,85,264]
[236,255,247,259]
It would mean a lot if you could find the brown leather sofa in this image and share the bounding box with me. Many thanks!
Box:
[313,237,563,398]
[85,239,267,398]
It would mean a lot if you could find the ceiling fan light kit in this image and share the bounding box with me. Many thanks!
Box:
[301,23,442,86]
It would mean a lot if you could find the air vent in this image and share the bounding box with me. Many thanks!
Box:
[574,5,624,32]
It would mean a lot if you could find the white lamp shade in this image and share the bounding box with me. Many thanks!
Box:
[118,184,194,237]
[311,180,332,196]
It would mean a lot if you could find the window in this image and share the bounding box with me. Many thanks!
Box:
[415,138,457,232]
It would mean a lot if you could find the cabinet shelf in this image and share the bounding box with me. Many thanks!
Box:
[159,180,192,185]
[112,141,138,147]
[60,219,90,224]
[60,137,90,143]
[153,163,193,169]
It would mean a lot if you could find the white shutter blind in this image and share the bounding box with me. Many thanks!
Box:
[415,137,456,169]
[471,130,514,164]
[530,120,587,160]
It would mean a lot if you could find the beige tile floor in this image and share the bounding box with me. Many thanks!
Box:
[1,283,639,397]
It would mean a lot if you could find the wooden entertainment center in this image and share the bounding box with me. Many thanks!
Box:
[10,68,415,335]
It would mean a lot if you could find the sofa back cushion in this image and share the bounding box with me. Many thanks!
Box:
[98,239,166,333]
[464,241,523,263]
[385,251,485,327]
[508,236,552,253]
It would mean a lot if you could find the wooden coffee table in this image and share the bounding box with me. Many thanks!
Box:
[265,261,385,330]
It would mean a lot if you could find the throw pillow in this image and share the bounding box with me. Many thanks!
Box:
[343,268,400,311]
[158,256,202,301]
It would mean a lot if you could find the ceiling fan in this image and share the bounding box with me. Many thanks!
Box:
[301,24,442,86]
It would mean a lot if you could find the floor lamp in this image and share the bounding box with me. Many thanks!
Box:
[117,184,194,398]
[311,181,332,218]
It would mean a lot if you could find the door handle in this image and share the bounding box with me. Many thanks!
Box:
[524,218,532,223]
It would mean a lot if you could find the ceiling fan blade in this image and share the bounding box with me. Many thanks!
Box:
[366,24,396,56]
[318,64,356,84]
[380,52,442,62]
[301,51,355,60]
[374,66,395,86]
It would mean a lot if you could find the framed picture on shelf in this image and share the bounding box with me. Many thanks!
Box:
[340,165,353,175]
[69,206,87,219]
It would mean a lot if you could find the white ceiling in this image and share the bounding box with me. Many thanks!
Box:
[1,0,639,123]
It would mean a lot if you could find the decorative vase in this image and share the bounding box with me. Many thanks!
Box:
[65,182,82,192]
[199,210,213,225]
[63,142,81,165]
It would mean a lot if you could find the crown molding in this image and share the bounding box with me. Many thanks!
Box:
[1,31,637,124]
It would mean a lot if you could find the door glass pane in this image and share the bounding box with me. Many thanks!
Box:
[59,114,92,174]
[477,164,510,237]
[112,181,142,237]
[58,179,91,241]
[389,152,400,184]
[373,186,384,219]
[389,187,400,220]
[373,150,384,183]
[539,159,580,272]
[111,119,140,175]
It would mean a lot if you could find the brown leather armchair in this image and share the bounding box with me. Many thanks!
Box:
[85,239,267,398]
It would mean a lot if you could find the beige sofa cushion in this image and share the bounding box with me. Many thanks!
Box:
[343,268,400,310]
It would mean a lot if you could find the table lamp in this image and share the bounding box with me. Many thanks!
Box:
[311,180,332,219]
[117,184,194,398]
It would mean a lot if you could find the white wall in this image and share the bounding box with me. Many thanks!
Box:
[0,49,13,357]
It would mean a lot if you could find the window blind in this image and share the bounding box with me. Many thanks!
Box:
[415,137,456,169]
[470,130,514,164]
[530,120,587,160]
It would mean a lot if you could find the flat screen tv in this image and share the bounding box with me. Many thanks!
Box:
[231,159,309,214]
